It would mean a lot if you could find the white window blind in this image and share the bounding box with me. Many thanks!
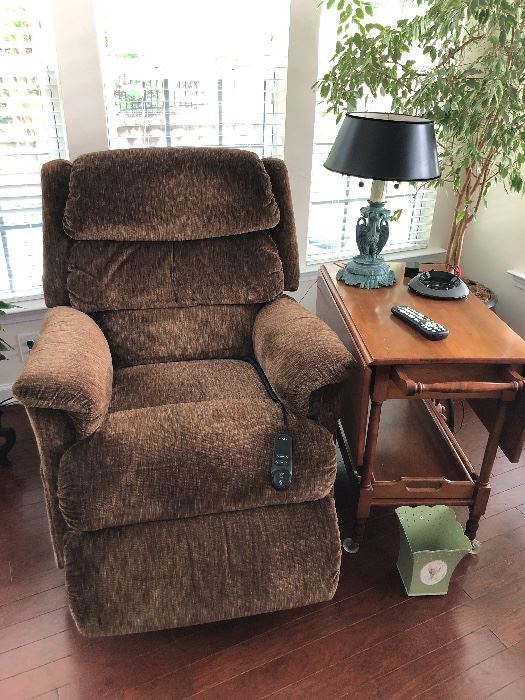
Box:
[307,0,436,265]
[0,0,66,299]
[97,0,290,159]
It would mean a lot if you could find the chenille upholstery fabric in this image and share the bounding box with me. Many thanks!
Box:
[58,360,337,531]
[64,498,341,637]
[109,358,269,412]
[94,305,262,368]
[262,158,300,291]
[26,407,75,567]
[67,232,283,312]
[41,159,72,306]
[64,148,280,241]
[254,296,354,419]
[13,307,113,439]
[15,147,353,636]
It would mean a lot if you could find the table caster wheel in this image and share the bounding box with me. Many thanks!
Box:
[470,539,481,555]
[343,538,359,554]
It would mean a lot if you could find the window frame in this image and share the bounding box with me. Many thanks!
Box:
[0,1,68,301]
[3,0,442,303]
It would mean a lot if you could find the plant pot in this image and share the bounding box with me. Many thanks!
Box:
[467,279,498,310]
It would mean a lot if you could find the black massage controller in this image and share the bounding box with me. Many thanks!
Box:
[391,305,449,340]
[271,433,293,490]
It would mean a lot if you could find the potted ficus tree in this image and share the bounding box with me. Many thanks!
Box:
[318,0,525,282]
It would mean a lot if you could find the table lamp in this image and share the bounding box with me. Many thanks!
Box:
[324,112,440,289]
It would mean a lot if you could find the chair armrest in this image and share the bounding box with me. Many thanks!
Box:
[253,296,353,421]
[13,306,113,439]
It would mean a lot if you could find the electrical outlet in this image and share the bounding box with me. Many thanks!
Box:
[17,333,40,364]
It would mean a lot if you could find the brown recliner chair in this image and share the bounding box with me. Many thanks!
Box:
[13,147,353,637]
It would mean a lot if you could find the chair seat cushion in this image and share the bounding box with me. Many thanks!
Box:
[58,360,336,531]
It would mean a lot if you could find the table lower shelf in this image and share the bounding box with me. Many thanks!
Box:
[343,399,476,505]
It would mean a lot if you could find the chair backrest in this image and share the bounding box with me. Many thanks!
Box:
[42,147,299,367]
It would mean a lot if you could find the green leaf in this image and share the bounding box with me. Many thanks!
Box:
[317,0,525,235]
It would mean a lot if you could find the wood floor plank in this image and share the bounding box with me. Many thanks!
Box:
[0,607,71,655]
[456,547,525,599]
[371,627,504,699]
[489,466,525,496]
[0,498,47,526]
[129,582,470,700]
[0,567,64,607]
[0,615,300,700]
[484,485,525,517]
[120,571,410,700]
[0,629,82,681]
[472,576,525,623]
[32,690,60,700]
[0,586,66,630]
[453,528,525,583]
[417,640,525,699]
[487,604,525,648]
[0,654,86,700]
[248,603,483,700]
[475,509,525,542]
[488,675,525,699]
[0,555,57,587]
[490,455,525,477]
[337,683,384,700]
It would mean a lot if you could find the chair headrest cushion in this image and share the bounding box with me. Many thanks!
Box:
[63,147,280,241]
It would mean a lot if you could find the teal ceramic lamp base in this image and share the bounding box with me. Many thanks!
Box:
[336,254,396,289]
[336,181,396,289]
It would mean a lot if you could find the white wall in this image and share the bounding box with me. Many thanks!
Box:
[52,0,107,159]
[0,309,44,400]
[462,184,525,339]
[284,0,321,272]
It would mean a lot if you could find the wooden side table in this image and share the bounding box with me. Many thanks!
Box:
[317,262,525,552]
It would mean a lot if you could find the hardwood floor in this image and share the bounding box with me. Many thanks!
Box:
[1,404,525,699]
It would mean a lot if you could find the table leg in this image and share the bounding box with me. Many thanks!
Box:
[346,400,382,553]
[465,400,509,547]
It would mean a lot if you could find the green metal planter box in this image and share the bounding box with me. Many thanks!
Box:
[395,505,472,596]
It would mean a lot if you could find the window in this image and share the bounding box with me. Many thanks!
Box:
[307,0,436,265]
[97,0,290,158]
[0,0,66,299]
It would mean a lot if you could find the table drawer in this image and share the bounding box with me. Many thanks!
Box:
[389,364,524,400]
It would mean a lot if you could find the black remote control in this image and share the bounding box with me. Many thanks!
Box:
[271,433,293,490]
[391,305,449,340]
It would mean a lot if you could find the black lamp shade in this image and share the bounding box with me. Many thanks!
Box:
[324,112,440,182]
